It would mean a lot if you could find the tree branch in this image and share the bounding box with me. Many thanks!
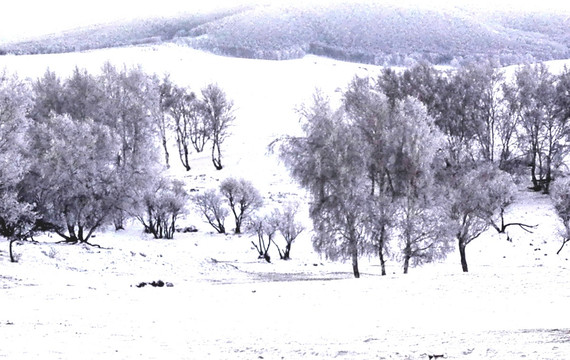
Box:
[557,238,569,255]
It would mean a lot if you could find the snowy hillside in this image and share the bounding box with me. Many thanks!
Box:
[1,45,570,359]
[3,1,570,66]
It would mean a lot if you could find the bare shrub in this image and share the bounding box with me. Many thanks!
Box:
[194,189,228,234]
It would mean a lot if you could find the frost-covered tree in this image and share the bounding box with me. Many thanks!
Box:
[556,67,570,126]
[343,76,396,274]
[194,189,228,234]
[378,63,505,167]
[344,76,393,195]
[497,81,522,171]
[272,203,304,260]
[375,68,404,109]
[199,83,234,170]
[98,63,162,229]
[99,63,159,169]
[364,193,395,275]
[220,177,263,234]
[23,115,121,244]
[135,177,188,239]
[0,194,36,262]
[465,63,505,163]
[151,74,171,168]
[62,66,104,122]
[0,71,36,261]
[386,98,452,274]
[448,164,518,272]
[279,93,368,278]
[549,177,570,255]
[29,68,65,121]
[165,84,205,171]
[398,196,452,274]
[248,214,278,262]
[506,63,565,193]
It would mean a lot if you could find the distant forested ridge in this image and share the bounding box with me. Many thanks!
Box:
[1,2,569,66]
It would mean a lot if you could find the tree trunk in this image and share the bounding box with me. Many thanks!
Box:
[459,237,468,272]
[403,255,410,274]
[349,225,360,278]
[530,146,540,191]
[183,145,190,171]
[234,212,242,234]
[283,242,291,260]
[544,160,552,194]
[162,137,170,169]
[212,142,223,170]
[379,248,387,276]
[379,225,387,276]
[557,238,569,255]
[9,238,16,263]
[352,252,360,278]
[114,210,125,231]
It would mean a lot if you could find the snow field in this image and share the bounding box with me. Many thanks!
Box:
[1,45,570,359]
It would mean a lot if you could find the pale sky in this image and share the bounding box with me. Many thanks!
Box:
[0,0,569,43]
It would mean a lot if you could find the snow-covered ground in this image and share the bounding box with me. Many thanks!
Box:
[1,45,570,359]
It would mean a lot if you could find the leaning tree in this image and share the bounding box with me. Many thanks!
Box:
[448,164,518,272]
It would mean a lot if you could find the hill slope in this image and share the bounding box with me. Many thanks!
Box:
[1,43,570,360]
[1,2,569,66]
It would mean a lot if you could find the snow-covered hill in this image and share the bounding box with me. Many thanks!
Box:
[1,45,570,359]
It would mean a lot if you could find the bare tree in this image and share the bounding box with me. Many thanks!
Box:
[272,204,304,260]
[248,215,278,262]
[166,85,197,171]
[199,83,234,170]
[155,74,174,168]
[194,189,228,234]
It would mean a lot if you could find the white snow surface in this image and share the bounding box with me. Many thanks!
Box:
[1,45,570,359]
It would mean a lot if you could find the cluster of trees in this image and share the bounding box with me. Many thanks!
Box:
[160,79,234,171]
[376,62,570,194]
[278,62,570,277]
[194,177,304,262]
[0,65,235,262]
